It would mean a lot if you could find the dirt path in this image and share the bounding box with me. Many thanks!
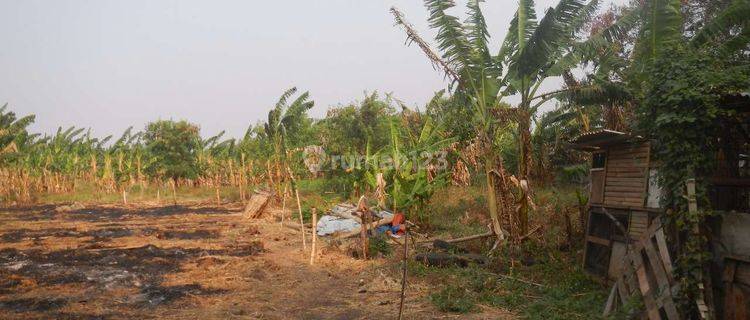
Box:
[0,203,513,319]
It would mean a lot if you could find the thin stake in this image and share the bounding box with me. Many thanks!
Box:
[398,228,408,320]
[288,167,306,250]
[281,183,288,227]
[310,207,317,265]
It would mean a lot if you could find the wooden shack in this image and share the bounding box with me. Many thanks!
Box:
[571,121,750,317]
[570,130,662,280]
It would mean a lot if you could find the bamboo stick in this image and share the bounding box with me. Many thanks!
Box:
[281,183,288,227]
[310,207,317,265]
[287,167,306,250]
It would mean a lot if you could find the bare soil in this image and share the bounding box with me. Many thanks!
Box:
[0,202,513,319]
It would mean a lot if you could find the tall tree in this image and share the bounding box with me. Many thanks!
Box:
[143,120,201,203]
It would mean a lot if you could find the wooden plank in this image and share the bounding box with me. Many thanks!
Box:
[604,199,643,205]
[605,190,645,196]
[608,167,647,173]
[603,284,619,316]
[607,172,647,178]
[643,240,671,294]
[735,282,747,320]
[616,278,630,305]
[654,229,674,282]
[609,150,649,157]
[586,235,611,246]
[629,228,647,238]
[606,186,647,193]
[591,169,605,204]
[606,181,646,187]
[631,251,662,320]
[605,201,645,208]
[608,151,649,157]
[604,200,643,206]
[623,261,640,297]
[657,294,681,320]
[608,158,649,164]
[602,194,643,200]
[608,177,649,182]
[607,162,647,168]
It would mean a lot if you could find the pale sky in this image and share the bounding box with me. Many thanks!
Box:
[1,0,626,139]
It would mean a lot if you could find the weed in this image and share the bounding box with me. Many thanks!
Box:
[368,235,392,257]
[430,284,476,313]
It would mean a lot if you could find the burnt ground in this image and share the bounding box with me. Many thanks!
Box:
[0,202,513,319]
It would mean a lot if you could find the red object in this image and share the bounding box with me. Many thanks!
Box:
[392,213,406,235]
[392,213,405,225]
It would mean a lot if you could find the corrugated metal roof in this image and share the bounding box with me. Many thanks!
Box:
[568,129,641,151]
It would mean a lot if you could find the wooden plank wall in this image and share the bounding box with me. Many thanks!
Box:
[628,211,649,239]
[604,142,650,207]
[591,169,605,204]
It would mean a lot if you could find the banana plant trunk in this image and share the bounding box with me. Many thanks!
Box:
[484,156,504,243]
[517,108,532,236]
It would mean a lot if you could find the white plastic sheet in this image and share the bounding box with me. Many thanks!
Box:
[316,215,360,236]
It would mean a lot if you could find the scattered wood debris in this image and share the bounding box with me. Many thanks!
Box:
[602,219,679,319]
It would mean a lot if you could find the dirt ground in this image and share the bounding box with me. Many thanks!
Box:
[0,202,513,319]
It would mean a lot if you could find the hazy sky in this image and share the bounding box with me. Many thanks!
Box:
[1,0,625,139]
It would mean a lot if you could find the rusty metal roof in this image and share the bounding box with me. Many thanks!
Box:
[568,129,641,151]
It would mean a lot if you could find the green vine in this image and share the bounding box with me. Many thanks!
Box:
[637,45,750,313]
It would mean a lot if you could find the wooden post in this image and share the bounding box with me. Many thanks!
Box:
[361,210,369,259]
[287,167,306,250]
[295,187,306,250]
[281,183,288,227]
[310,207,317,265]
[171,179,177,205]
[358,196,369,260]
[215,175,221,206]
[398,226,408,320]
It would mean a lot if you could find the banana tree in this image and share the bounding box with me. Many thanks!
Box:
[0,104,36,162]
[555,0,750,128]
[264,87,314,197]
[391,0,601,237]
[364,117,454,223]
[391,0,507,240]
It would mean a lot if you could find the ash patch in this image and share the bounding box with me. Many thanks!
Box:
[0,228,78,243]
[0,297,67,312]
[0,204,58,222]
[82,228,133,239]
[64,205,232,222]
[157,230,220,240]
[133,284,228,307]
[0,242,263,289]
